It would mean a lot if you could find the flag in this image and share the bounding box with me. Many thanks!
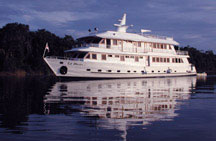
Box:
[45,42,49,52]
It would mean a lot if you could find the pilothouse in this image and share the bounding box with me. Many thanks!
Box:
[43,13,197,78]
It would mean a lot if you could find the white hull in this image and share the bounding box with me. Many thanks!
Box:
[44,57,197,78]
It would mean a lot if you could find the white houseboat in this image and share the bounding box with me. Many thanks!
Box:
[44,14,196,78]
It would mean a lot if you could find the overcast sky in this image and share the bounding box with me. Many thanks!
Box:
[0,0,216,52]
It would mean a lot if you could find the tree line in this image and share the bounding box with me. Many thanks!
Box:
[0,23,215,76]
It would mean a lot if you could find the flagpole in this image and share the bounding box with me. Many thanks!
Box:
[43,42,49,58]
[43,47,46,58]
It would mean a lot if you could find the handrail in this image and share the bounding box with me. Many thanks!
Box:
[176,50,188,55]
[45,56,84,61]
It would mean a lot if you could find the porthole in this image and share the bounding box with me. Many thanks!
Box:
[152,70,154,73]
[117,70,120,73]
[158,71,160,73]
[127,70,131,73]
[107,70,112,72]
[98,69,102,72]
[86,69,91,71]
[60,62,63,64]
[134,71,136,73]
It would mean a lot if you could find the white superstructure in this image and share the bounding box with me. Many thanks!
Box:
[44,14,196,78]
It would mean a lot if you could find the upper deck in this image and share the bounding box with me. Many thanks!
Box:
[70,13,183,56]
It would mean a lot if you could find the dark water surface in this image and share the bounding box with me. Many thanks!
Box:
[0,76,216,141]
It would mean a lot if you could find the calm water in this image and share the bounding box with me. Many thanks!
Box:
[0,76,216,141]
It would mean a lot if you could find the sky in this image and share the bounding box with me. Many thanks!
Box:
[0,0,216,52]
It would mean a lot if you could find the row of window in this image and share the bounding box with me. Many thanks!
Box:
[86,53,143,62]
[152,57,184,63]
[100,39,171,49]
[152,43,172,50]
[86,69,177,73]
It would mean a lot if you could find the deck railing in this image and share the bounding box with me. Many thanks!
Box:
[45,56,84,61]
[176,50,189,55]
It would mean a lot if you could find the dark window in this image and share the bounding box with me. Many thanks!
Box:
[86,69,91,71]
[101,54,106,60]
[85,53,90,59]
[152,70,154,73]
[127,70,130,73]
[113,39,117,45]
[117,70,121,73]
[115,55,119,58]
[135,56,139,62]
[120,56,125,61]
[108,54,112,57]
[77,52,87,58]
[98,69,102,72]
[100,39,105,44]
[134,71,137,73]
[60,62,63,64]
[138,42,141,47]
[92,54,97,59]
[107,70,112,72]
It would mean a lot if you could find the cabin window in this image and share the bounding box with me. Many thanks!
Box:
[167,58,170,62]
[77,52,88,58]
[106,39,111,48]
[130,56,134,58]
[160,58,163,62]
[92,54,97,59]
[135,56,139,62]
[153,57,156,62]
[98,69,102,72]
[172,58,175,63]
[120,56,125,61]
[180,59,183,63]
[133,42,137,47]
[100,39,105,44]
[86,69,91,71]
[101,54,106,60]
[138,42,141,47]
[156,58,160,62]
[169,45,172,50]
[127,70,131,73]
[108,54,112,57]
[115,55,119,58]
[140,56,143,59]
[113,39,117,45]
[85,53,90,59]
[153,43,156,48]
[164,58,167,62]
[125,56,130,58]
[107,70,112,72]
[117,70,121,73]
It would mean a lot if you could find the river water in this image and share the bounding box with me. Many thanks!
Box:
[0,76,216,141]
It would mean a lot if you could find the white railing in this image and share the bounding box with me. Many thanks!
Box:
[140,34,173,40]
[176,50,188,55]
[45,56,84,61]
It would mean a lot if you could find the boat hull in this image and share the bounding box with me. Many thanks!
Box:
[44,57,197,79]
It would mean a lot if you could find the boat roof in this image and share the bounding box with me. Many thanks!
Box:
[86,31,179,45]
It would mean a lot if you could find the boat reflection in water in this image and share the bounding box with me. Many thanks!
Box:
[44,77,196,139]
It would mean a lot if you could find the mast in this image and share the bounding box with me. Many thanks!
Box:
[114,13,129,33]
